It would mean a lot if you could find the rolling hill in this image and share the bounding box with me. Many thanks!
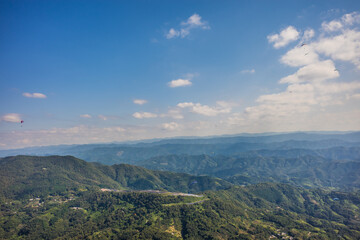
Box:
[0,155,230,200]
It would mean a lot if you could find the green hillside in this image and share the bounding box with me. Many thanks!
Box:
[1,183,359,239]
[1,155,360,239]
[0,155,230,200]
[139,151,360,190]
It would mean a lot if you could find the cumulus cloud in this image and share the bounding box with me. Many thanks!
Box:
[321,20,343,32]
[166,28,180,39]
[281,18,360,69]
[321,12,360,32]
[181,13,209,29]
[132,112,158,119]
[342,12,360,25]
[162,122,180,131]
[280,44,319,67]
[279,60,339,84]
[1,113,22,123]
[302,29,315,41]
[80,114,92,118]
[166,13,209,39]
[23,92,47,98]
[232,12,360,131]
[177,101,232,116]
[168,78,192,88]
[133,99,148,105]
[313,29,360,69]
[267,26,300,48]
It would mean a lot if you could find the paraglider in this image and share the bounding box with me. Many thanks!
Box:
[20,120,24,127]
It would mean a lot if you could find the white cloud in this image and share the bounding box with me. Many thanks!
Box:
[302,29,315,41]
[166,13,209,39]
[80,114,92,118]
[230,12,360,131]
[23,92,47,98]
[313,29,360,69]
[190,104,223,116]
[342,12,360,25]
[177,102,194,108]
[280,44,319,67]
[98,115,107,121]
[281,14,360,69]
[267,26,300,48]
[321,20,343,32]
[317,81,360,95]
[162,122,180,131]
[321,12,360,32]
[166,28,180,39]
[177,101,232,116]
[168,78,192,88]
[181,13,209,29]
[241,69,255,74]
[1,113,22,123]
[279,60,338,84]
[132,112,158,119]
[180,28,190,38]
[133,99,148,105]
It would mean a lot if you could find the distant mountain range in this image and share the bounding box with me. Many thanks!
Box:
[1,132,359,165]
[1,132,359,191]
[139,147,360,190]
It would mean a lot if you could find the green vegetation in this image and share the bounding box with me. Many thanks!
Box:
[1,183,359,239]
[0,155,230,200]
[139,151,360,190]
[1,155,360,239]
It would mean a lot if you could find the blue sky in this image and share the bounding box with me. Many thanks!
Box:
[1,0,360,149]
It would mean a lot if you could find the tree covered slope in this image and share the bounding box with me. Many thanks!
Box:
[139,148,360,190]
[1,155,360,239]
[1,183,359,239]
[0,155,230,200]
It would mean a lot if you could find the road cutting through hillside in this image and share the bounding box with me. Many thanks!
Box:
[100,188,208,205]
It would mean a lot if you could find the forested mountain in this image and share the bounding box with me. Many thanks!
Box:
[139,146,360,190]
[1,155,360,239]
[1,132,360,239]
[1,179,360,239]
[0,156,230,200]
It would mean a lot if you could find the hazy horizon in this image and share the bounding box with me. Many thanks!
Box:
[0,130,359,151]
